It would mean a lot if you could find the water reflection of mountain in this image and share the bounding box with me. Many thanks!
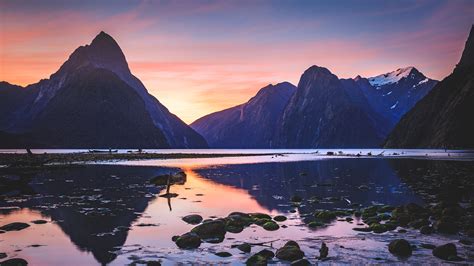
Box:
[390,159,474,203]
[194,159,423,214]
[0,165,176,265]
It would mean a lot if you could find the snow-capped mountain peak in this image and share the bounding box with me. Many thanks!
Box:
[368,66,420,86]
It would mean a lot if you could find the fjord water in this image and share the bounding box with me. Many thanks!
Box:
[1,151,473,265]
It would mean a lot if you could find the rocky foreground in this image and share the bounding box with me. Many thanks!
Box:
[166,162,474,265]
[0,160,473,265]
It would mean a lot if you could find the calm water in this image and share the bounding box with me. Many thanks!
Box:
[0,152,473,265]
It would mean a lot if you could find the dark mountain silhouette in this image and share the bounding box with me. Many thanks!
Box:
[191,64,435,148]
[385,25,474,148]
[190,82,296,148]
[275,66,387,148]
[0,31,207,148]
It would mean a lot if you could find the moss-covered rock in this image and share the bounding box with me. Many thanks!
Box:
[315,211,336,222]
[432,243,459,261]
[262,221,279,231]
[273,215,287,222]
[276,241,304,261]
[237,243,251,253]
[191,220,226,242]
[175,232,201,249]
[182,214,203,225]
[388,239,412,257]
[215,251,232,257]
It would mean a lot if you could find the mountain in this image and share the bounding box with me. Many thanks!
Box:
[274,66,387,148]
[362,67,437,127]
[0,31,207,148]
[190,82,296,148]
[385,25,474,148]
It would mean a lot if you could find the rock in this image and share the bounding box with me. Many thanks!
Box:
[290,196,303,202]
[273,215,287,222]
[459,239,472,245]
[215,251,232,257]
[291,259,310,265]
[420,225,433,235]
[352,227,372,232]
[31,220,47,225]
[159,193,178,198]
[250,213,272,220]
[370,223,387,234]
[182,214,203,225]
[421,243,436,249]
[227,212,253,227]
[191,220,226,242]
[237,243,251,253]
[308,221,323,228]
[319,242,328,259]
[315,211,336,222]
[388,239,412,257]
[256,249,275,259]
[409,219,429,229]
[0,258,28,266]
[284,241,300,249]
[226,223,244,233]
[432,243,457,260]
[175,232,201,249]
[435,220,459,234]
[0,222,30,232]
[136,223,158,227]
[246,254,267,265]
[379,205,395,212]
[276,241,304,261]
[146,261,161,266]
[0,253,6,259]
[262,221,279,231]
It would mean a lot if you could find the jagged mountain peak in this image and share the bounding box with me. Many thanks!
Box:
[457,24,474,69]
[255,82,295,96]
[368,66,426,87]
[59,31,129,76]
[303,65,334,77]
[298,65,339,90]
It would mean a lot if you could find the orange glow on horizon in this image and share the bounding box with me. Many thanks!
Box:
[1,1,472,124]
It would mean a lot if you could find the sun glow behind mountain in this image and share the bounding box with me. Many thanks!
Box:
[0,0,472,123]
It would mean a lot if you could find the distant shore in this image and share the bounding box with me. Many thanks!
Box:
[2,149,474,170]
[0,152,279,169]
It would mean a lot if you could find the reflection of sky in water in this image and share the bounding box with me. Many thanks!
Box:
[0,158,471,265]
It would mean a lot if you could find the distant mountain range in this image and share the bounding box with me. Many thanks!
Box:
[0,32,207,148]
[192,65,438,148]
[2,27,472,149]
[191,82,296,148]
[385,25,474,148]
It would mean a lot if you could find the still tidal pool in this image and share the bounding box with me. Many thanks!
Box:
[0,154,473,265]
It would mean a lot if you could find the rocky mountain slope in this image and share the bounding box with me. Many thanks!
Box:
[385,25,474,148]
[0,32,207,148]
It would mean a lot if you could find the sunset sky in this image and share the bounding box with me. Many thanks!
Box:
[0,0,473,123]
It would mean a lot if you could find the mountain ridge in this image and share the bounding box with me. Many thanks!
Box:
[384,25,474,148]
[0,31,207,148]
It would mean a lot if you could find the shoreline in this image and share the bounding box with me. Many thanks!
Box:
[0,152,281,168]
[2,151,474,169]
